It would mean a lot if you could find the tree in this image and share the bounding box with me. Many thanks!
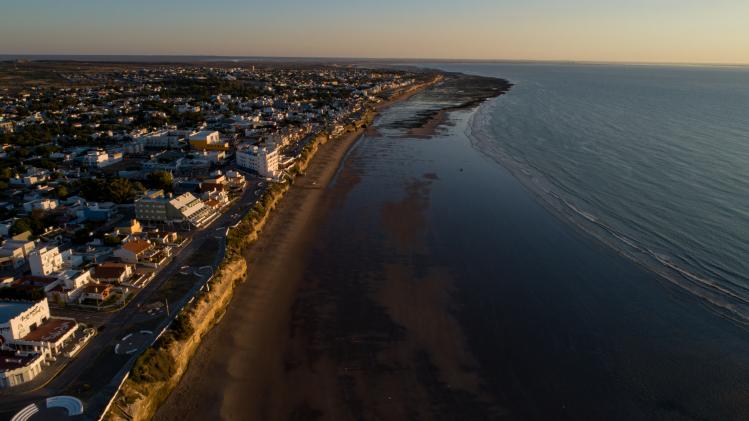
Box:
[146,171,174,193]
[103,235,122,246]
[107,178,140,203]
[10,218,34,236]
[0,167,13,180]
[73,228,93,244]
[55,185,70,199]
[79,178,144,204]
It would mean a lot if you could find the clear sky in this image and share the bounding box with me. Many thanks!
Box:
[1,0,748,64]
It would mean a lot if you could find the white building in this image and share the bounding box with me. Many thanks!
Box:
[123,140,145,154]
[0,349,44,388]
[0,298,79,388]
[195,149,227,164]
[236,144,280,178]
[0,240,35,269]
[83,149,123,168]
[135,130,181,149]
[83,150,108,168]
[29,247,64,276]
[22,198,59,213]
[177,104,201,113]
[167,192,217,227]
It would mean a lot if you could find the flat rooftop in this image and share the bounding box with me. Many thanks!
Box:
[0,350,41,371]
[21,318,76,343]
[0,301,35,324]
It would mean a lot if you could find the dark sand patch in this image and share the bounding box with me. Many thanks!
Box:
[386,73,512,139]
[154,75,512,421]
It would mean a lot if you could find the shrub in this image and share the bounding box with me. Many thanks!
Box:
[130,348,175,384]
[171,312,194,341]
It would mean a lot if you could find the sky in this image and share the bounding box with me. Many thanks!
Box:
[1,0,748,64]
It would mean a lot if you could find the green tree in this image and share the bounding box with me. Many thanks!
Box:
[73,228,93,244]
[55,185,70,199]
[106,178,139,203]
[146,171,174,193]
[103,235,122,246]
[10,218,33,236]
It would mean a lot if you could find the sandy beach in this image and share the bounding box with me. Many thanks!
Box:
[153,77,499,420]
[154,125,365,420]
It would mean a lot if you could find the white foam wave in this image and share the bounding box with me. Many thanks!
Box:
[465,97,749,326]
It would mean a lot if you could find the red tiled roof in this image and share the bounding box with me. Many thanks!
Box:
[93,265,127,280]
[81,283,112,294]
[21,318,76,343]
[121,240,151,254]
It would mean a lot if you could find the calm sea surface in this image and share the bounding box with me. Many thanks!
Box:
[331,63,749,419]
[430,63,749,324]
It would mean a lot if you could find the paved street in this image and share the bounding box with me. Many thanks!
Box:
[0,180,262,419]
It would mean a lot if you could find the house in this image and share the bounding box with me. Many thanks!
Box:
[83,149,119,168]
[147,230,178,246]
[46,270,95,304]
[200,174,227,193]
[202,189,229,209]
[83,149,124,168]
[225,170,246,190]
[59,249,84,269]
[115,219,142,235]
[92,263,133,284]
[82,202,117,222]
[177,104,201,114]
[0,219,15,238]
[113,240,153,264]
[22,198,59,213]
[28,246,64,276]
[166,192,217,227]
[78,283,113,304]
[0,239,35,269]
[11,275,61,297]
[194,149,226,163]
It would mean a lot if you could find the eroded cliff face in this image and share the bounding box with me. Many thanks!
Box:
[107,257,247,421]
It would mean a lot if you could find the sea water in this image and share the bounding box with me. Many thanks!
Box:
[429,62,749,324]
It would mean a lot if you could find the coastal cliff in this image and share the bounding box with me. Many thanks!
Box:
[105,256,247,421]
[103,103,381,421]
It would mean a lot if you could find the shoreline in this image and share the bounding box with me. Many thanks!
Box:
[465,94,749,326]
[151,73,510,421]
[104,76,442,421]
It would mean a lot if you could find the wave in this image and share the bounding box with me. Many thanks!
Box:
[465,97,749,326]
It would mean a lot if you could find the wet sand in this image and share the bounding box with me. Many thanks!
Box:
[153,122,369,420]
[154,76,507,420]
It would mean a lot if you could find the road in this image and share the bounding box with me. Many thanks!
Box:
[0,179,265,419]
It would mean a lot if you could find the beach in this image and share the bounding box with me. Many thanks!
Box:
[154,75,509,420]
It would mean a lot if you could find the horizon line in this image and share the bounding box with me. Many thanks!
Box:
[2,53,749,68]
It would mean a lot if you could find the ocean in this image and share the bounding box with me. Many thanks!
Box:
[431,62,749,325]
[314,63,749,419]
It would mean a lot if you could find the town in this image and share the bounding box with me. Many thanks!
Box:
[0,61,428,408]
